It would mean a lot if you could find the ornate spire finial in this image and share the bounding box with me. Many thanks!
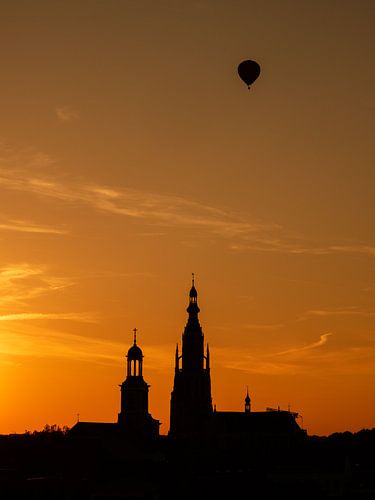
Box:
[245,386,251,413]
[133,327,137,345]
[187,273,199,313]
[245,386,251,403]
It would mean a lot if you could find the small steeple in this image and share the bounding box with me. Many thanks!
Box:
[245,387,251,413]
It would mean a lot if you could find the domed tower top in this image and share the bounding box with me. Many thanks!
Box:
[126,328,143,376]
[187,273,200,315]
[127,328,143,361]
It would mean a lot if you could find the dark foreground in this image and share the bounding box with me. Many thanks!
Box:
[0,427,374,500]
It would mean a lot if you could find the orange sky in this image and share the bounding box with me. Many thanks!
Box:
[0,1,374,436]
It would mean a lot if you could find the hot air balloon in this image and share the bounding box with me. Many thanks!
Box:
[238,60,261,89]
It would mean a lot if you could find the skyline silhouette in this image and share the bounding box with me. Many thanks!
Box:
[0,280,373,499]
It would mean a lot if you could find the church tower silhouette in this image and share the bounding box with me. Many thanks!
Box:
[170,276,213,437]
[118,329,159,438]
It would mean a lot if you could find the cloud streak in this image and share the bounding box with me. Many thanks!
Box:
[0,323,172,370]
[0,218,67,235]
[55,106,80,122]
[213,332,337,375]
[0,158,280,241]
[243,323,284,331]
[216,345,375,376]
[1,147,374,256]
[274,333,332,356]
[0,312,95,323]
[230,241,375,257]
[0,264,73,307]
[300,308,375,320]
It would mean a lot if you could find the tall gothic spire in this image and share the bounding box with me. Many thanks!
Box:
[170,276,213,437]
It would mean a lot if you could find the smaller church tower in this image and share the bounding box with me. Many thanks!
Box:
[118,329,159,439]
[245,387,251,414]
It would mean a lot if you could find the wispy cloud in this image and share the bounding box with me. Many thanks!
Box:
[300,308,375,320]
[230,241,375,257]
[0,264,73,307]
[213,332,336,375]
[0,159,279,240]
[1,146,374,256]
[212,323,284,334]
[274,333,332,356]
[26,152,56,168]
[243,323,284,331]
[0,264,42,283]
[213,330,375,376]
[55,106,80,122]
[0,218,67,235]
[328,245,375,256]
[213,346,296,376]
[0,312,95,323]
[0,323,171,370]
[0,143,55,169]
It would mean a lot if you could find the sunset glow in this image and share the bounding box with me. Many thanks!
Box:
[0,1,374,436]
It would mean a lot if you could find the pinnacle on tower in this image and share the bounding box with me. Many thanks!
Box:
[187,272,200,315]
[245,387,251,413]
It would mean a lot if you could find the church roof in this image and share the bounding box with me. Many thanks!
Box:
[68,422,119,438]
[213,410,302,435]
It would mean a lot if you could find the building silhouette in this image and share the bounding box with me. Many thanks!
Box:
[70,276,302,448]
[118,328,159,438]
[170,277,303,448]
[70,329,159,440]
[170,276,212,437]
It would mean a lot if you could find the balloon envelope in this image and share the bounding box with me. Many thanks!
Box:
[237,60,261,88]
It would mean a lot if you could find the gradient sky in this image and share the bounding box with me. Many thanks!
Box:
[0,0,374,436]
